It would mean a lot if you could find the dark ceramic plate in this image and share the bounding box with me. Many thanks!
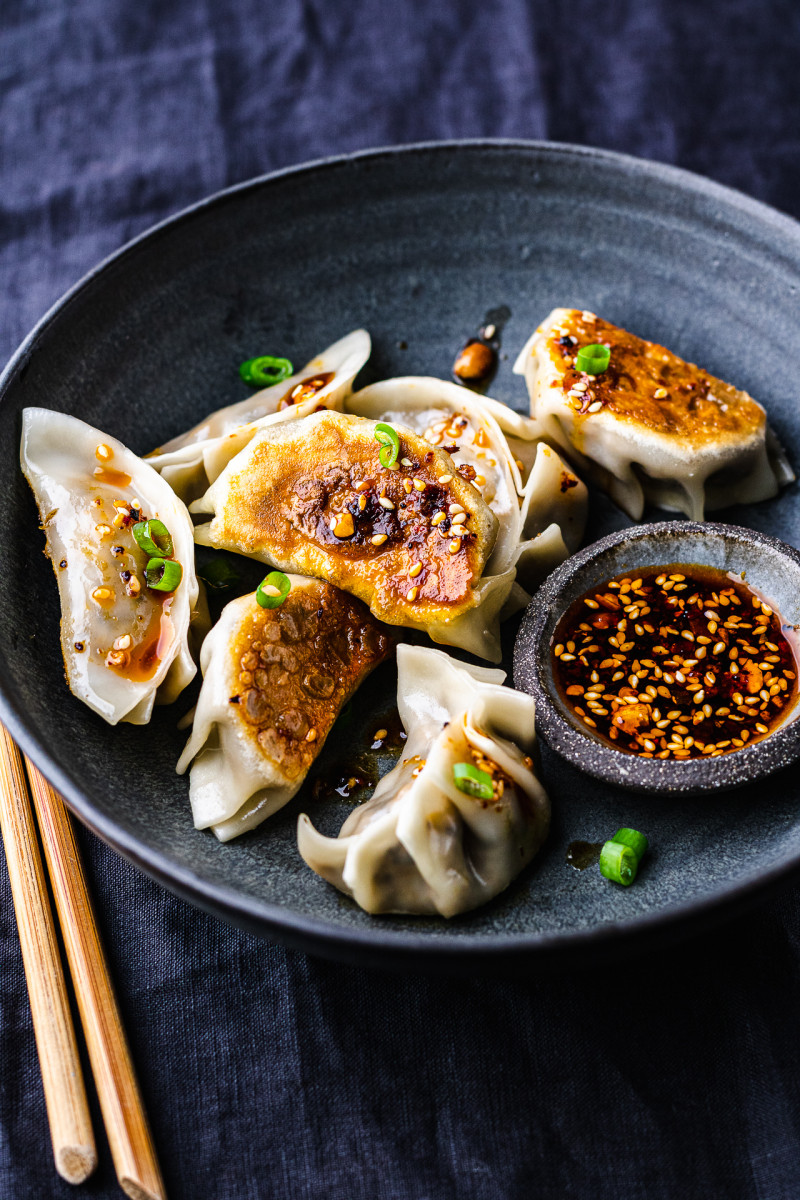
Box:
[3,141,800,973]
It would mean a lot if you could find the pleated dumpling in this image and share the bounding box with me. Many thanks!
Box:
[192,409,515,661]
[145,330,370,502]
[176,576,393,841]
[514,308,793,520]
[297,645,550,917]
[347,376,587,590]
[20,409,199,725]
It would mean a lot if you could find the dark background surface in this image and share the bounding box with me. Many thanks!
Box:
[3,2,800,1197]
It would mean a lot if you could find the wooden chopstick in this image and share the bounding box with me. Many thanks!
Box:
[25,756,167,1200]
[0,724,97,1184]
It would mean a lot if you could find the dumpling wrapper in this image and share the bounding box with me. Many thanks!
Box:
[176,576,393,841]
[192,410,514,662]
[347,376,587,591]
[514,307,794,521]
[21,408,199,725]
[298,645,550,917]
[145,329,370,502]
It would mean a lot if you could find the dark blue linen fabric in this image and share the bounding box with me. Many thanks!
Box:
[3,2,800,1197]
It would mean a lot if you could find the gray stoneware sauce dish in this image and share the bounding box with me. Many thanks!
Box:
[513,522,800,795]
[3,141,800,974]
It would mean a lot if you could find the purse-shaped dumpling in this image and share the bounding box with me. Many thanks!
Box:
[145,329,370,502]
[21,408,200,725]
[176,576,393,841]
[297,645,550,917]
[192,410,515,661]
[514,308,793,520]
[348,377,587,590]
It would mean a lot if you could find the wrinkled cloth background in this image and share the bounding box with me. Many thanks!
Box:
[3,2,800,1197]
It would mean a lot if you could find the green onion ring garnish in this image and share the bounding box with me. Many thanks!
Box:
[452,762,494,800]
[145,558,183,592]
[610,828,648,862]
[256,570,291,609]
[374,422,400,469]
[599,840,638,886]
[575,343,610,374]
[196,557,241,591]
[239,356,294,387]
[132,518,173,558]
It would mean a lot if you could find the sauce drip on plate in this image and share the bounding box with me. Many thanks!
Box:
[552,564,798,759]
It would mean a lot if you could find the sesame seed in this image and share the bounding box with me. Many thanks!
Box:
[332,513,355,538]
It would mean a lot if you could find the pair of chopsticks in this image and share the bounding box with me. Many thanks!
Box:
[0,725,165,1199]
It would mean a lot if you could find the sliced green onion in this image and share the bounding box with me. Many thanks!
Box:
[576,343,610,374]
[145,558,183,592]
[611,828,648,862]
[256,570,291,609]
[374,422,400,469]
[197,558,241,591]
[599,840,638,886]
[132,519,173,558]
[239,355,294,387]
[452,761,493,800]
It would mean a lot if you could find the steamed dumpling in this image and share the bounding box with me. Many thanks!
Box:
[21,408,199,725]
[298,645,550,917]
[176,576,393,841]
[145,330,371,502]
[514,308,793,521]
[348,376,587,590]
[192,410,515,662]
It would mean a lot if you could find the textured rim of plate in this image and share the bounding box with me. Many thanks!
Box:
[3,139,800,969]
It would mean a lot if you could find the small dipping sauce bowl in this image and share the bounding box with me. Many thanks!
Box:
[514,522,800,794]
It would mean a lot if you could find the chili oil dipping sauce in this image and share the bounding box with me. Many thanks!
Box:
[551,564,799,760]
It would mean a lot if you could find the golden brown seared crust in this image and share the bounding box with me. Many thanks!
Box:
[548,311,765,444]
[211,412,498,627]
[230,581,393,779]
